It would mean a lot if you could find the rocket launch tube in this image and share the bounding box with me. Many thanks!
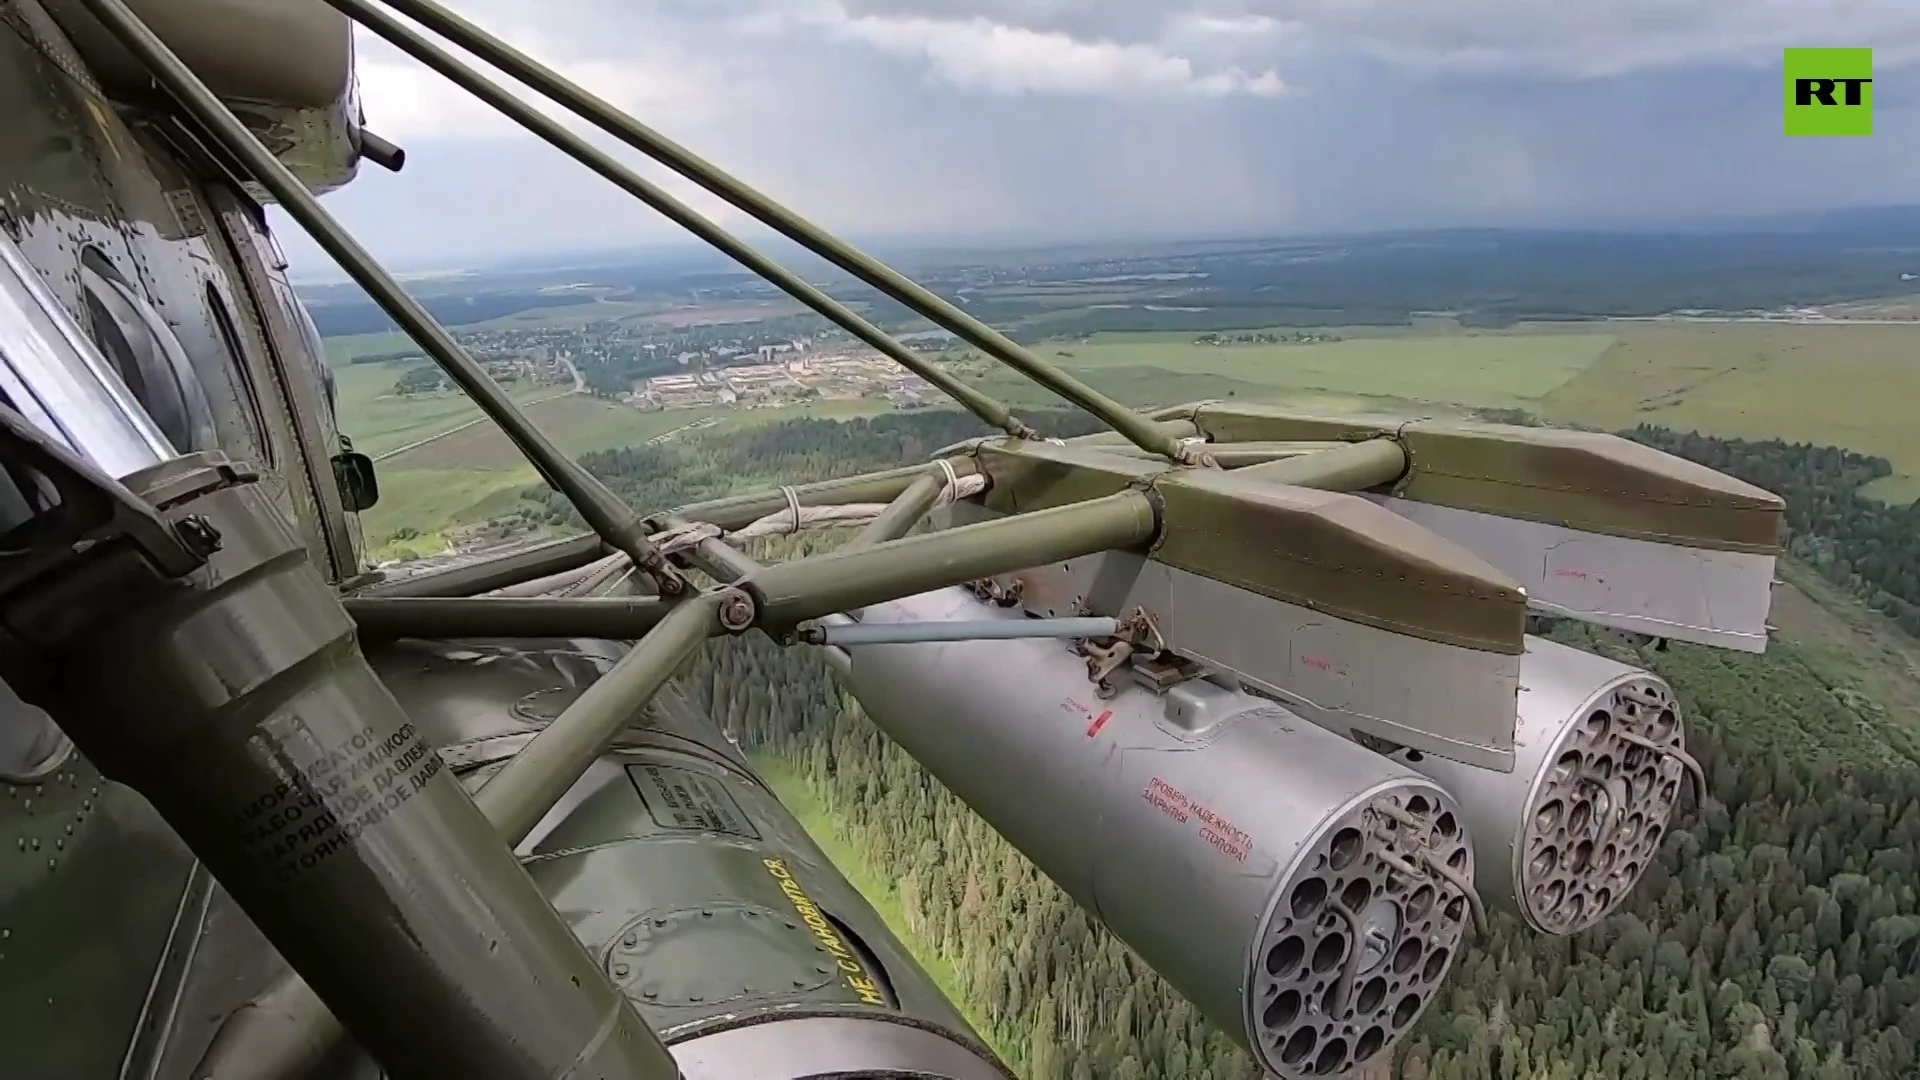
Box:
[841,587,1479,1080]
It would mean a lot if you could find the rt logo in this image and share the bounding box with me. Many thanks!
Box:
[1784,48,1873,136]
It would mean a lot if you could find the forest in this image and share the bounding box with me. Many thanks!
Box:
[303,208,1920,340]
[532,407,1920,1078]
[302,288,595,337]
[1626,427,1920,639]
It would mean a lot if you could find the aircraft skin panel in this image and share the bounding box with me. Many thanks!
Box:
[363,636,1008,1078]
[0,12,203,1078]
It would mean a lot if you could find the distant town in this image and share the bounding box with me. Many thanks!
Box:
[630,344,937,411]
[378,317,950,414]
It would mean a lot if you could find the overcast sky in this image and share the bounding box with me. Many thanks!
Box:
[276,0,1920,275]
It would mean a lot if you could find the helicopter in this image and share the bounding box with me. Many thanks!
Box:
[0,0,1785,1078]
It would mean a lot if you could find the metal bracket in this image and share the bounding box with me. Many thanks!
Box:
[0,406,213,643]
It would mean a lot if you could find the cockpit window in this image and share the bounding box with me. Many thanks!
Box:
[204,282,273,467]
[77,247,218,455]
[270,277,338,416]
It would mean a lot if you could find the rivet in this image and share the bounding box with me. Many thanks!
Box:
[622,933,637,948]
[816,963,832,974]
[688,993,703,1003]
[791,978,807,988]
[29,838,38,850]
[54,839,63,850]
[613,962,629,977]
[641,987,658,999]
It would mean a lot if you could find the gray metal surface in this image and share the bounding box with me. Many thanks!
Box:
[844,587,1476,1078]
[941,502,1521,770]
[812,615,1118,645]
[1368,495,1776,654]
[1402,636,1688,936]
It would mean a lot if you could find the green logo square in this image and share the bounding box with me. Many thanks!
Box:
[1785,48,1873,136]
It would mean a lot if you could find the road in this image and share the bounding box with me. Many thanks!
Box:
[372,355,583,464]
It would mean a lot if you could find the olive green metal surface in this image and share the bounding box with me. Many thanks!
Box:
[475,594,725,844]
[843,472,945,552]
[71,0,685,595]
[747,490,1162,628]
[347,596,674,641]
[1149,467,1528,655]
[1171,401,1786,553]
[364,643,1006,1072]
[15,468,675,1080]
[357,534,612,598]
[974,439,1171,516]
[657,459,981,533]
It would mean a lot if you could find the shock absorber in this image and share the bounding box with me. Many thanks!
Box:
[0,234,676,1080]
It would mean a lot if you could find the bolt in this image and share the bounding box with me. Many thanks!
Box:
[717,591,755,632]
[173,515,222,558]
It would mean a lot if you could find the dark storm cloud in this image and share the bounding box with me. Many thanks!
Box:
[277,0,1920,273]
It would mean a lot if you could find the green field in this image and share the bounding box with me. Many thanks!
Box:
[1013,329,1612,405]
[333,361,565,459]
[1535,321,1920,502]
[323,330,420,366]
[944,320,1920,502]
[347,369,896,557]
[333,315,1920,557]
